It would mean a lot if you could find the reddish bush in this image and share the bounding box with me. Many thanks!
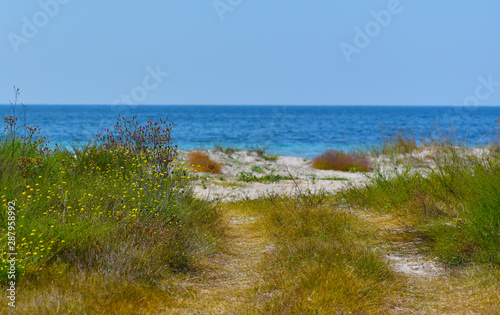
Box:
[312,150,372,172]
[188,151,222,174]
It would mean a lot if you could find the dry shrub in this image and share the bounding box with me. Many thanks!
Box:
[312,150,372,172]
[188,151,222,174]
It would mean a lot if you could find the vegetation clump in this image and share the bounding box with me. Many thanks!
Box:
[237,171,292,183]
[188,150,222,174]
[0,89,224,313]
[246,144,278,161]
[95,114,177,168]
[311,149,373,172]
[213,142,241,156]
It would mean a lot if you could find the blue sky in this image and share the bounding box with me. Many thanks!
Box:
[1,1,500,105]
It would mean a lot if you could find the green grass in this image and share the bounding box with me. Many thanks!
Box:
[250,165,264,173]
[237,171,293,183]
[213,142,241,156]
[246,144,279,161]
[1,143,224,279]
[341,145,500,267]
[309,175,349,181]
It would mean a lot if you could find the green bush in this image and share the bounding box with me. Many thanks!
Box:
[0,97,224,284]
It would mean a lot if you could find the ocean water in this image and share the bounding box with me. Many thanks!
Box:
[0,105,499,158]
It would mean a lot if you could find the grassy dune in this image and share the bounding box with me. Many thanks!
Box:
[1,100,500,313]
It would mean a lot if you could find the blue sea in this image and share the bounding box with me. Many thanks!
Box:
[0,105,499,158]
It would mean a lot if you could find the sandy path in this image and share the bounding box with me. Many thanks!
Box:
[166,207,268,314]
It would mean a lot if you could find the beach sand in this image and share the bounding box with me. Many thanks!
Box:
[179,146,484,201]
[178,150,369,201]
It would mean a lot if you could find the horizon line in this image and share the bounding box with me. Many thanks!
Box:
[1,104,499,107]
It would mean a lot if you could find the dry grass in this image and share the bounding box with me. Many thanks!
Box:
[388,266,500,314]
[311,149,373,172]
[156,202,268,313]
[12,194,498,314]
[229,193,500,314]
[188,151,222,174]
[3,268,181,314]
[233,194,399,314]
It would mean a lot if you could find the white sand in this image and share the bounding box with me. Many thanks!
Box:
[178,150,368,201]
[179,146,491,201]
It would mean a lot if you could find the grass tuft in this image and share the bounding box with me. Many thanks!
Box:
[237,171,292,183]
[213,142,241,156]
[246,144,278,161]
[382,127,418,155]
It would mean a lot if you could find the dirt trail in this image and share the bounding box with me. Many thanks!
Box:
[166,208,269,314]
